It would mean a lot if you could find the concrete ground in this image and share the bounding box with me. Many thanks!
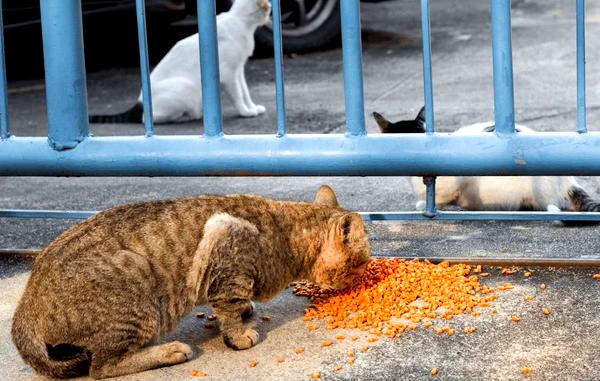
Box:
[1,0,600,380]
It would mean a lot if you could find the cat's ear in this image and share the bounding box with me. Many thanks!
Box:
[334,213,365,245]
[373,112,392,133]
[314,185,339,207]
[415,106,426,133]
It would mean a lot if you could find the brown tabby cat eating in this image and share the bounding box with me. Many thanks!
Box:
[12,186,371,379]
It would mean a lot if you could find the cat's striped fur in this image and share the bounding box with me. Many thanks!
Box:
[12,186,370,379]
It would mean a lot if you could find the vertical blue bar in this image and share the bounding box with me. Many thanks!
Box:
[40,0,89,150]
[0,0,9,140]
[420,0,434,134]
[490,0,515,136]
[197,0,223,138]
[423,176,437,218]
[136,0,154,137]
[576,0,587,133]
[340,0,366,136]
[272,0,287,137]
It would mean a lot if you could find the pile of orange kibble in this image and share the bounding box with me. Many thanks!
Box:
[293,258,497,336]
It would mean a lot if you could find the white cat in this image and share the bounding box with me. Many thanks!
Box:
[373,108,600,216]
[90,0,270,124]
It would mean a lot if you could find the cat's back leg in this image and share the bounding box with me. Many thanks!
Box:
[199,213,262,350]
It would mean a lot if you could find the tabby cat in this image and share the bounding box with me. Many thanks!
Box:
[12,186,370,379]
[373,108,600,215]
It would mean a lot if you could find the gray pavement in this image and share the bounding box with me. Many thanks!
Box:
[1,0,600,380]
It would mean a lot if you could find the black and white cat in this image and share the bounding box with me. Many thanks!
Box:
[90,0,271,124]
[373,107,600,215]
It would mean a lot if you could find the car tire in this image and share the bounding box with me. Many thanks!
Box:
[217,0,341,53]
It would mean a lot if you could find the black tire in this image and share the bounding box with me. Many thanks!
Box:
[217,0,341,53]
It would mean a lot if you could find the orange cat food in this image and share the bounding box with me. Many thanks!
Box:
[320,340,333,347]
[521,367,532,376]
[308,372,321,379]
[191,370,207,377]
[260,315,272,321]
[248,360,258,368]
[276,356,285,363]
[293,258,496,336]
[294,347,304,354]
[592,273,600,280]
[431,368,439,376]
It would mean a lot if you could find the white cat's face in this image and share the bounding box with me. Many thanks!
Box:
[255,0,271,26]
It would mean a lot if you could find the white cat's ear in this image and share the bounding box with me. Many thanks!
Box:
[314,185,339,207]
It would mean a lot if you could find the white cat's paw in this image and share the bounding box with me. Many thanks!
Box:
[253,105,266,114]
[547,204,560,213]
[415,200,426,211]
[239,108,259,118]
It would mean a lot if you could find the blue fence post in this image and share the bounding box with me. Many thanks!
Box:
[0,0,9,140]
[40,0,89,150]
[272,0,287,137]
[490,0,515,136]
[136,0,154,137]
[197,0,223,138]
[420,0,435,134]
[340,0,366,136]
[576,0,587,133]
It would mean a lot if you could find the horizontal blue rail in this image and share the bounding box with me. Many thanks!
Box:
[1,133,600,176]
[2,209,600,222]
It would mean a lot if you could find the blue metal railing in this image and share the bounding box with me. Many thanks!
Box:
[0,0,597,223]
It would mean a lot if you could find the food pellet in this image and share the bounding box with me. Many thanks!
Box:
[191,370,207,377]
[491,308,497,314]
[511,316,521,322]
[347,358,355,365]
[260,315,271,321]
[523,295,534,302]
[293,259,496,335]
[543,308,551,315]
[521,367,532,376]
[334,365,343,372]
[464,326,476,334]
[431,368,439,376]
[248,360,257,368]
[276,356,285,363]
[592,273,600,280]
[347,351,355,357]
[294,347,304,354]
[308,372,321,379]
[360,346,369,352]
[501,268,514,275]
[367,336,379,343]
[524,272,532,277]
[540,284,547,290]
[350,335,360,341]
[307,324,318,331]
[336,334,346,340]
[320,340,333,347]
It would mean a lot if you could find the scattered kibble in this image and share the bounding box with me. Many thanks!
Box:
[307,324,318,331]
[248,360,258,368]
[350,335,360,341]
[294,347,304,354]
[434,327,444,335]
[523,295,534,302]
[260,315,271,321]
[276,355,285,363]
[542,308,551,315]
[336,334,346,340]
[423,321,433,328]
[501,268,514,275]
[367,336,379,343]
[334,364,343,372]
[206,315,217,321]
[293,259,496,336]
[347,351,355,357]
[360,346,369,352]
[308,372,321,379]
[511,316,521,322]
[480,272,490,277]
[191,370,207,377]
[347,358,355,365]
[491,308,497,314]
[320,340,333,347]
[431,368,439,376]
[592,273,600,280]
[464,326,476,334]
[474,265,482,273]
[540,284,547,290]
[524,272,532,277]
[196,313,205,319]
[521,367,532,376]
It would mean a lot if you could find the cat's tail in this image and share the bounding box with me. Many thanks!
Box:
[564,186,600,225]
[12,314,90,378]
[89,102,143,124]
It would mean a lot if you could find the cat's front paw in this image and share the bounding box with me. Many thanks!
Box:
[239,108,259,118]
[252,105,266,114]
[161,341,194,364]
[223,329,259,350]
